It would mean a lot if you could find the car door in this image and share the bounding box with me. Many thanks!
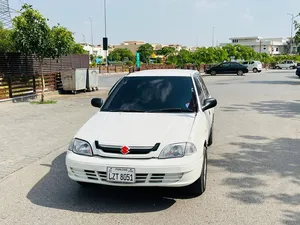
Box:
[197,75,213,126]
[218,62,231,74]
[242,61,250,70]
[228,62,239,73]
[249,61,255,71]
[193,74,211,138]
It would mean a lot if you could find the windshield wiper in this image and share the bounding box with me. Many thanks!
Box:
[149,108,194,113]
[109,109,146,112]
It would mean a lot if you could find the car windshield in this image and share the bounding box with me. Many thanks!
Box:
[101,76,196,113]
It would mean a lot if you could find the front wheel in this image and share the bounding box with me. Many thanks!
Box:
[186,147,207,196]
[211,71,216,76]
[237,70,244,76]
[253,68,258,73]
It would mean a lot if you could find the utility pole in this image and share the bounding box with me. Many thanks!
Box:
[88,17,94,55]
[259,39,262,53]
[104,0,108,67]
[212,26,215,47]
[82,33,86,43]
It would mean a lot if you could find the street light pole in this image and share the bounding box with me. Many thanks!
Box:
[104,0,108,67]
[88,17,94,55]
[212,26,215,47]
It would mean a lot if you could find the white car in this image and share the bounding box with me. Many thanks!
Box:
[241,61,262,73]
[66,69,217,196]
[275,60,297,69]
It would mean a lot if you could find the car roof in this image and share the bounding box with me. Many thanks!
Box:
[126,69,198,77]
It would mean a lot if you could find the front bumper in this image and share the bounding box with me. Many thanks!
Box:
[66,151,203,187]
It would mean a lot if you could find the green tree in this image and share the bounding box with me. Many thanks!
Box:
[166,53,177,65]
[294,14,300,44]
[0,25,15,52]
[192,47,206,66]
[222,44,240,60]
[51,24,75,58]
[213,47,228,63]
[13,4,75,103]
[71,43,86,54]
[137,43,154,63]
[175,49,192,67]
[108,48,135,62]
[160,46,176,56]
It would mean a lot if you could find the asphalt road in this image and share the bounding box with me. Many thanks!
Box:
[98,72,127,89]
[0,70,300,225]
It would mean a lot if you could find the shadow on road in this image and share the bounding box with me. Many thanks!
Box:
[210,135,300,224]
[221,100,300,118]
[248,80,300,85]
[26,152,197,214]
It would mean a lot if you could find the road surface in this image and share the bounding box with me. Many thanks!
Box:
[0,70,299,225]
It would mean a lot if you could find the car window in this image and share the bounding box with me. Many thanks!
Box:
[219,62,230,67]
[242,62,248,65]
[230,62,240,66]
[193,75,205,104]
[101,76,196,112]
[198,75,210,98]
[251,61,255,64]
[108,78,123,95]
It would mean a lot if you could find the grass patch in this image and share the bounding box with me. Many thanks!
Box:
[30,100,57,105]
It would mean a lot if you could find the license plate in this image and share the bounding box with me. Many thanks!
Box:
[107,167,135,183]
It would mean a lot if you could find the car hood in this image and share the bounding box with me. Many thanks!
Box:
[75,112,196,157]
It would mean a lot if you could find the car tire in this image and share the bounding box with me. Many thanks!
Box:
[186,146,207,196]
[253,68,258,73]
[289,66,294,70]
[237,70,244,76]
[211,71,216,76]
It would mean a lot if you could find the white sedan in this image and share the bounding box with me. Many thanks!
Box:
[66,69,217,196]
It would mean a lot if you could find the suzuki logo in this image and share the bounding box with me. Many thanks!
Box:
[121,146,130,155]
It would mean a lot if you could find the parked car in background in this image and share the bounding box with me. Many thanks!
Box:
[275,60,297,69]
[206,62,249,76]
[241,61,262,73]
[66,69,218,196]
[296,67,300,78]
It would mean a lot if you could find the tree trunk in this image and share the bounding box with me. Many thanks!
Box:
[40,59,45,103]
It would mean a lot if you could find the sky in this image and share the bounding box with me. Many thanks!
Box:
[8,0,300,47]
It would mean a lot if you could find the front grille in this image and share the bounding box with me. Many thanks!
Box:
[70,168,98,180]
[70,168,183,184]
[95,141,160,155]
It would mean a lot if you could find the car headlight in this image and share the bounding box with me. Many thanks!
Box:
[68,138,93,156]
[159,142,197,159]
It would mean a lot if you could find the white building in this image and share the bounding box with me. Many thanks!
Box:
[80,43,107,59]
[220,37,290,55]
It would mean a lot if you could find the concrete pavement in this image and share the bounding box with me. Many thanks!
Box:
[0,70,300,225]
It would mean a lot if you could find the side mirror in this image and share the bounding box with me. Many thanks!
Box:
[91,98,104,108]
[202,98,217,111]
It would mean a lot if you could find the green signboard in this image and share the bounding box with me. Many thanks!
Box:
[136,52,140,68]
